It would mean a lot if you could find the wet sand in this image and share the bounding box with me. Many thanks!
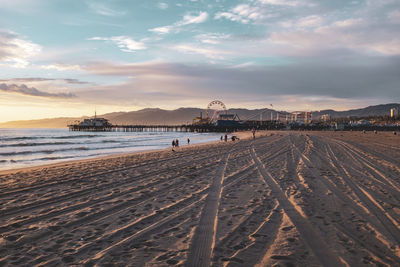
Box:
[0,131,399,266]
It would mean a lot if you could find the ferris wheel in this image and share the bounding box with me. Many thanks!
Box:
[206,100,227,122]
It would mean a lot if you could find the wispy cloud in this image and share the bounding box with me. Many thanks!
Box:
[215,4,262,24]
[0,77,50,82]
[40,63,82,71]
[180,11,208,25]
[149,11,208,34]
[280,15,324,29]
[268,18,400,56]
[88,36,146,52]
[0,83,76,98]
[0,30,41,68]
[157,2,168,10]
[195,33,231,44]
[332,18,363,28]
[297,15,323,28]
[215,0,311,25]
[172,44,230,59]
[149,26,173,34]
[0,77,89,84]
[64,78,89,84]
[86,1,126,16]
[257,0,301,6]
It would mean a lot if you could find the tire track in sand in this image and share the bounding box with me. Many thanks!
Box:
[250,146,344,267]
[78,148,232,266]
[0,158,219,234]
[185,149,231,267]
[75,187,209,265]
[0,145,242,199]
[323,142,400,245]
[303,135,400,245]
[292,135,400,264]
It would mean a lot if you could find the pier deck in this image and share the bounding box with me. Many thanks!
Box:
[67,124,262,133]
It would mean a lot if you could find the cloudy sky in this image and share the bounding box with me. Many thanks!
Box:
[0,0,399,122]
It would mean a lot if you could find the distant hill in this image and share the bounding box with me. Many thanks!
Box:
[0,103,398,128]
[312,103,400,118]
[0,117,78,128]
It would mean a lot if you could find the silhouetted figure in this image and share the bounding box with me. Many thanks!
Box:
[172,140,175,151]
[394,131,397,135]
[220,136,223,141]
[252,128,256,139]
[224,134,228,142]
[176,139,179,147]
[187,138,190,145]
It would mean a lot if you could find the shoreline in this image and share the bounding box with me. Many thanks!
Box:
[1,129,393,175]
[0,130,259,175]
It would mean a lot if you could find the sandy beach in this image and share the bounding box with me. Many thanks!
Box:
[0,130,399,266]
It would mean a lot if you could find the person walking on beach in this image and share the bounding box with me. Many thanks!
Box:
[224,134,228,142]
[172,140,175,151]
[252,127,256,139]
[187,138,190,145]
[220,136,223,141]
[175,139,179,147]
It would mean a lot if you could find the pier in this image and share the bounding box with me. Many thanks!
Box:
[67,124,266,133]
[68,100,281,133]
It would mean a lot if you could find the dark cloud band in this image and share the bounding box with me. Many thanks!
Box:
[0,83,76,98]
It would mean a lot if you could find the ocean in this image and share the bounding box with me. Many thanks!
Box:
[0,128,222,171]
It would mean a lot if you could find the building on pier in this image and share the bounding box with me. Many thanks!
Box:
[77,117,112,127]
[68,112,113,131]
[216,113,241,126]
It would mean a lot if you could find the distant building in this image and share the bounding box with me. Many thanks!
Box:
[321,114,331,121]
[357,119,371,125]
[218,114,236,120]
[390,108,399,118]
[192,112,211,125]
[216,113,240,126]
[291,111,312,124]
[78,118,112,127]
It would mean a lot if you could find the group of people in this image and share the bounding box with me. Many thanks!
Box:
[172,129,257,152]
[172,138,190,151]
[220,134,240,142]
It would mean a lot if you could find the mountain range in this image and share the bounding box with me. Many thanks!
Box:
[0,103,398,128]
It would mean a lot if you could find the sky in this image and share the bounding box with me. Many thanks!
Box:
[0,0,399,122]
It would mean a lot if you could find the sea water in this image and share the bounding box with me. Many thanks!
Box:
[0,128,223,171]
